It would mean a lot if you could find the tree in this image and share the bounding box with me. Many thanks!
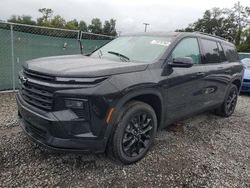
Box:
[176,4,250,43]
[65,19,78,30]
[8,15,36,25]
[50,15,66,28]
[237,29,250,52]
[103,19,117,36]
[190,8,237,41]
[38,8,53,21]
[224,1,250,45]
[37,8,53,26]
[6,8,118,36]
[88,18,102,34]
[103,20,111,35]
[79,20,88,32]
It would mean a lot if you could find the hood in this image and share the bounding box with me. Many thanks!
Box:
[23,55,148,78]
[244,69,250,79]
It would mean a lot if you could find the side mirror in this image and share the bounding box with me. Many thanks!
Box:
[169,57,194,68]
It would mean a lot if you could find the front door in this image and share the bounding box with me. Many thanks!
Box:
[164,37,207,122]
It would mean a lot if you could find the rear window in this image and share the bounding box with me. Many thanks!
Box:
[201,39,220,63]
[221,43,239,62]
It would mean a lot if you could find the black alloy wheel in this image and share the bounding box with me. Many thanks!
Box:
[225,87,238,115]
[108,101,157,164]
[215,84,238,117]
[122,112,154,157]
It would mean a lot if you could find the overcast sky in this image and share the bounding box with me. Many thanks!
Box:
[0,0,249,34]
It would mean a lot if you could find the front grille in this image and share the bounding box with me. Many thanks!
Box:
[20,81,54,111]
[243,79,250,83]
[23,69,55,82]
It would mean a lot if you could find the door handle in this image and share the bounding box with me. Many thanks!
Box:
[196,72,205,76]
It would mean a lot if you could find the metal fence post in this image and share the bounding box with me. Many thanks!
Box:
[10,24,15,91]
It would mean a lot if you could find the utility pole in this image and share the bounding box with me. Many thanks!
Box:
[143,23,150,32]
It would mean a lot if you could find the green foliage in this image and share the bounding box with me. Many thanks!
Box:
[37,8,53,26]
[103,19,117,36]
[224,2,250,45]
[79,21,88,32]
[65,19,79,30]
[38,8,53,21]
[8,15,36,25]
[237,43,250,52]
[50,15,66,28]
[88,18,102,34]
[237,29,250,52]
[177,1,250,47]
[6,8,117,36]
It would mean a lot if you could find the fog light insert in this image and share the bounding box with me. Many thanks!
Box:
[65,99,84,109]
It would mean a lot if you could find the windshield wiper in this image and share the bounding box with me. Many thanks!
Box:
[108,51,130,62]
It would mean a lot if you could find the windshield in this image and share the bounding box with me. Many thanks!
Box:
[91,36,173,63]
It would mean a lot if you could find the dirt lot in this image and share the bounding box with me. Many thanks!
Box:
[0,92,249,187]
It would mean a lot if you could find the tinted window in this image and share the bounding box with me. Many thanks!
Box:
[201,39,220,63]
[221,43,239,62]
[171,38,201,64]
[217,42,226,62]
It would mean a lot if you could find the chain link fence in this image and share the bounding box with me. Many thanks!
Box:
[0,21,114,91]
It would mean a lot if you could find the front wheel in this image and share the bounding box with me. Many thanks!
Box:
[108,101,157,164]
[215,84,238,117]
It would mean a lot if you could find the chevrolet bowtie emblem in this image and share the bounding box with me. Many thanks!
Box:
[20,75,28,84]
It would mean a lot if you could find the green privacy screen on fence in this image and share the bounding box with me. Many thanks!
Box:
[0,24,113,91]
[239,53,250,60]
[0,28,12,91]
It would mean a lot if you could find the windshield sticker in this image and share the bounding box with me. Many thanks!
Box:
[150,40,171,46]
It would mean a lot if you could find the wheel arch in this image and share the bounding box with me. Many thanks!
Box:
[231,78,242,92]
[110,89,164,130]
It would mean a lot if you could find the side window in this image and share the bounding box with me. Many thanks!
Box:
[201,39,220,63]
[217,42,227,62]
[171,38,201,64]
[221,43,239,62]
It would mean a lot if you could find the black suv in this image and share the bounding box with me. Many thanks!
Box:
[17,32,244,164]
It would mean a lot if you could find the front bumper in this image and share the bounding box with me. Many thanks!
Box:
[16,92,108,153]
[241,82,250,92]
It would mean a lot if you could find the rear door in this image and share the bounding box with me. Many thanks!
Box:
[199,38,231,107]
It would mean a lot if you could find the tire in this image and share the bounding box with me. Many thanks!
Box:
[215,84,238,117]
[107,101,157,164]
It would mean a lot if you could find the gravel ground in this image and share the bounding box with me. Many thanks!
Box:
[0,92,249,187]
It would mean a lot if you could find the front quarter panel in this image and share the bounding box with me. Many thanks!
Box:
[107,68,164,127]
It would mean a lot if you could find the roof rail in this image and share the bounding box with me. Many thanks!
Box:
[193,31,227,41]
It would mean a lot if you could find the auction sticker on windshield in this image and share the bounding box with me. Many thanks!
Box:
[150,40,171,46]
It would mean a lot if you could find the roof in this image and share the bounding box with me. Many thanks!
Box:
[122,31,180,37]
[122,31,233,46]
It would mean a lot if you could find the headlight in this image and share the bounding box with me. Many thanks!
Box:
[65,99,85,109]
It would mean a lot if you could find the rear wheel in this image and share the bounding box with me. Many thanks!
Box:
[215,84,238,117]
[108,101,157,164]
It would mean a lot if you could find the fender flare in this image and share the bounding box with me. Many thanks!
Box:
[103,88,164,147]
